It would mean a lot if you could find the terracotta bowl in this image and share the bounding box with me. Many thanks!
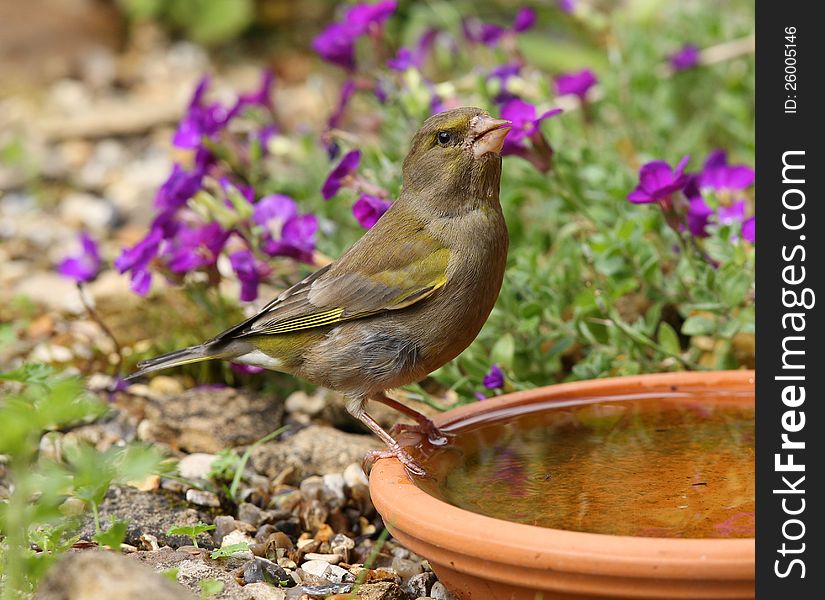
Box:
[369,371,755,600]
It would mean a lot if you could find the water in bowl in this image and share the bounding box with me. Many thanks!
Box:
[415,391,754,538]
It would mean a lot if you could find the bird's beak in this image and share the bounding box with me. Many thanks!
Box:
[470,116,512,158]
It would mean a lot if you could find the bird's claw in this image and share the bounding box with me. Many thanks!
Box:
[362,447,427,478]
[390,422,453,447]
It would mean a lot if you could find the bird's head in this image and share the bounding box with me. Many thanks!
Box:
[401,107,511,214]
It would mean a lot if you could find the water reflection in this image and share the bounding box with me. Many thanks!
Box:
[415,392,754,538]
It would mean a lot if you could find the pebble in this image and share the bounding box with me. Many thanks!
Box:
[322,473,346,502]
[304,552,342,565]
[58,192,117,232]
[301,559,334,579]
[391,556,423,579]
[185,489,220,507]
[237,501,264,526]
[220,529,255,556]
[177,453,217,480]
[244,582,287,600]
[285,390,327,416]
[405,572,436,597]
[430,582,458,600]
[343,462,369,487]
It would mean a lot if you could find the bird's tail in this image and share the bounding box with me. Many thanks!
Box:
[125,343,224,381]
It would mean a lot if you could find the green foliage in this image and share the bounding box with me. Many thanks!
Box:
[166,522,216,549]
[208,428,287,503]
[199,579,225,598]
[93,518,129,551]
[209,542,250,559]
[0,365,164,598]
[116,0,254,45]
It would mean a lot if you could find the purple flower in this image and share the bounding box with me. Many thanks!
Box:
[322,149,361,199]
[558,0,576,12]
[164,222,229,273]
[627,156,690,204]
[229,248,269,302]
[313,23,358,70]
[253,194,297,226]
[742,217,755,243]
[345,0,397,33]
[387,47,416,71]
[255,195,318,263]
[554,69,598,99]
[328,79,356,132]
[155,165,204,215]
[352,194,391,228]
[669,44,700,71]
[499,99,562,154]
[483,364,505,389]
[231,70,275,115]
[231,363,265,375]
[173,76,229,149]
[699,150,755,192]
[462,18,506,46]
[686,197,713,237]
[57,233,101,283]
[313,1,397,70]
[512,7,536,32]
[115,225,164,295]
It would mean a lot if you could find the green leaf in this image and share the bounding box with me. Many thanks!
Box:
[681,315,717,337]
[210,542,250,559]
[166,522,216,538]
[490,334,515,369]
[199,579,225,598]
[657,322,681,355]
[161,567,180,582]
[93,518,129,551]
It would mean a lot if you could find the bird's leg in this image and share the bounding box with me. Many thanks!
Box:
[347,396,426,477]
[374,392,451,446]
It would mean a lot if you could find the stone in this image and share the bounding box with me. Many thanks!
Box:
[303,552,342,564]
[391,556,423,580]
[237,502,264,527]
[405,572,436,598]
[78,486,211,548]
[429,582,457,600]
[14,273,85,313]
[35,549,193,600]
[284,390,326,416]
[244,583,287,600]
[300,559,333,579]
[177,453,218,481]
[139,386,284,453]
[342,462,369,488]
[185,489,220,508]
[356,581,409,600]
[250,425,378,484]
[132,548,253,600]
[58,192,117,232]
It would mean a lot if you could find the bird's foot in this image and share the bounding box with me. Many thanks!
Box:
[363,446,427,478]
[390,421,453,447]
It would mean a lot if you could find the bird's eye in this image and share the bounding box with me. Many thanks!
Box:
[436,131,453,146]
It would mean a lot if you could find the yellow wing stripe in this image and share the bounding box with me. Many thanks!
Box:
[261,308,345,334]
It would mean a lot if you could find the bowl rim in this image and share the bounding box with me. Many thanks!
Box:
[369,370,755,580]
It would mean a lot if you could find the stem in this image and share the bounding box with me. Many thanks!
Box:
[229,427,287,502]
[91,502,101,535]
[76,283,122,376]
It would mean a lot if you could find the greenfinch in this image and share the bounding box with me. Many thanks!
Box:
[127,107,511,475]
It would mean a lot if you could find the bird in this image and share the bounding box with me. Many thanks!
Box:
[126,107,511,476]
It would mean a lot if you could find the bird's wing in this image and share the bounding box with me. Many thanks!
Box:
[216,226,450,339]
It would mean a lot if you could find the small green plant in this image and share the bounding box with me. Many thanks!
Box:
[0,364,164,598]
[209,542,250,559]
[166,522,216,549]
[92,517,129,551]
[209,427,287,503]
[199,578,225,598]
